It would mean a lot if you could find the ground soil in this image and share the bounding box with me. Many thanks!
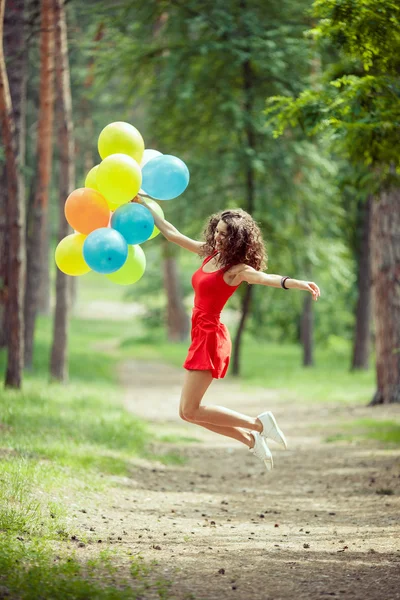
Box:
[70,358,400,600]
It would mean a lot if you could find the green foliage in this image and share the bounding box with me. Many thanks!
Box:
[93,0,314,219]
[266,0,400,174]
[311,0,400,72]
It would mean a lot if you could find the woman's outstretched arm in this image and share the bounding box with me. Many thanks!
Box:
[232,266,321,301]
[135,195,204,254]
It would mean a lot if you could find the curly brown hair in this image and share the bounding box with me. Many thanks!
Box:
[200,209,267,271]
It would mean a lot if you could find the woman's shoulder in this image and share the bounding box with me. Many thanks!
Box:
[223,263,257,287]
[226,263,255,274]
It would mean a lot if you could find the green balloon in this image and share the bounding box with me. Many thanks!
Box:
[106,245,146,285]
[145,198,164,241]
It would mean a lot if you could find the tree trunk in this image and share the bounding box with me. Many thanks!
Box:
[49,0,74,382]
[38,214,50,314]
[231,37,256,377]
[232,284,253,376]
[81,22,103,176]
[24,0,55,368]
[370,187,400,404]
[162,239,189,341]
[0,0,26,388]
[0,168,7,347]
[37,0,51,316]
[351,195,372,370]
[301,293,314,366]
[0,0,28,348]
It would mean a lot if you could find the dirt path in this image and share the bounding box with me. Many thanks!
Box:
[74,359,400,600]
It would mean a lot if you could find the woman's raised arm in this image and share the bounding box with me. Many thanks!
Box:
[135,195,204,254]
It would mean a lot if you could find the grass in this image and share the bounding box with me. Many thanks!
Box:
[237,339,375,405]
[0,313,180,599]
[0,536,172,599]
[325,419,400,446]
[158,434,201,443]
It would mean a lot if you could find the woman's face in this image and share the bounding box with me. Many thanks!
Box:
[214,220,228,251]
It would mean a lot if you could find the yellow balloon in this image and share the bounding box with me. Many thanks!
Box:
[106,245,146,285]
[55,233,91,276]
[97,154,142,208]
[98,121,144,164]
[85,165,121,211]
[144,198,164,241]
[85,165,99,191]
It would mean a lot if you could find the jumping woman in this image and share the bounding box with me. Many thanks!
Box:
[137,198,320,471]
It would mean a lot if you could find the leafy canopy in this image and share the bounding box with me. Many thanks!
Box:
[265,0,400,174]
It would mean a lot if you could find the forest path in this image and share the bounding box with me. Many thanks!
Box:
[106,358,400,600]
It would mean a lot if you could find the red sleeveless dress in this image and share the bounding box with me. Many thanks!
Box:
[183,252,240,379]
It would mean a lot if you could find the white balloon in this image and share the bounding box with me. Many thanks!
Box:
[140,148,162,168]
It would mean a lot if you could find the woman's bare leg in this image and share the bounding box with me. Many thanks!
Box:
[180,383,254,446]
[179,370,261,447]
[188,420,254,448]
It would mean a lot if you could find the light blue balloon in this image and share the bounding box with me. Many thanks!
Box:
[141,154,190,200]
[83,228,128,274]
[111,203,154,245]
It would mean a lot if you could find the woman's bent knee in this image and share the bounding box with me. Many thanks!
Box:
[179,408,188,421]
[179,407,197,422]
[178,370,212,423]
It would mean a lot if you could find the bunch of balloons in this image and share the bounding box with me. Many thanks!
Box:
[54,121,190,285]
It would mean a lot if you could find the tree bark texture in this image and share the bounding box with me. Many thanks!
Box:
[38,215,50,313]
[49,0,74,382]
[231,42,256,377]
[351,196,372,370]
[0,168,7,347]
[0,0,26,387]
[232,284,253,376]
[301,293,314,366]
[370,187,400,404]
[162,239,189,342]
[24,0,54,368]
[0,0,28,348]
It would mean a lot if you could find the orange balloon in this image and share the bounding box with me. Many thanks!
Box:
[64,188,110,235]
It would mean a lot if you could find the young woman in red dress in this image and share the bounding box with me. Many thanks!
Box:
[137,199,320,471]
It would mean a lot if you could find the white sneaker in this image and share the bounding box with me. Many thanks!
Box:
[249,431,273,471]
[257,411,288,449]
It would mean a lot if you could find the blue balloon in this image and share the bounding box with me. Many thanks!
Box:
[111,203,154,245]
[141,154,190,200]
[83,228,128,274]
